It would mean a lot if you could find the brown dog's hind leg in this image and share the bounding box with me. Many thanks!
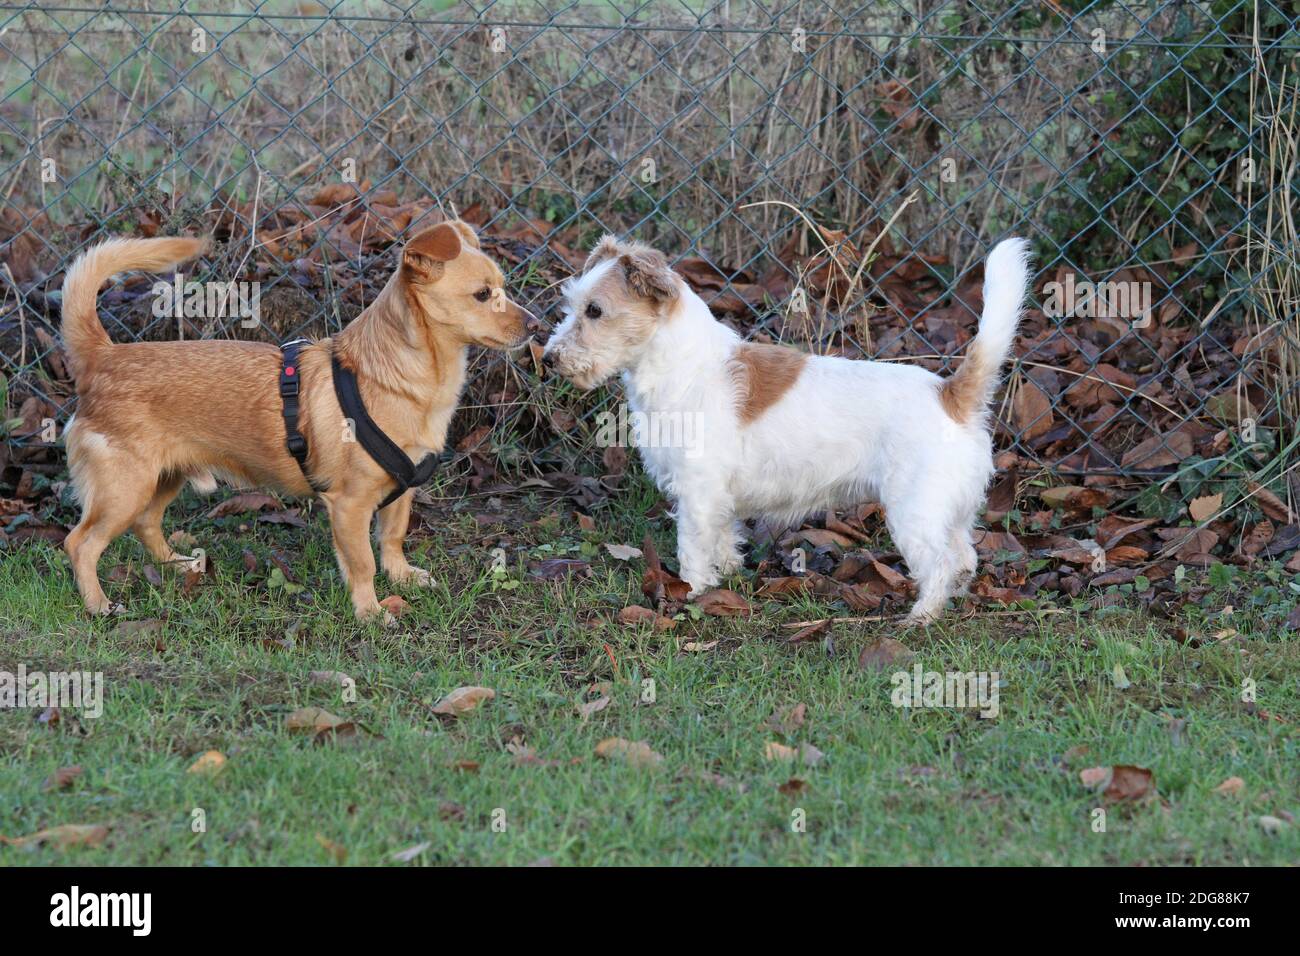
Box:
[131,471,188,565]
[324,494,389,623]
[65,459,159,616]
[376,490,433,587]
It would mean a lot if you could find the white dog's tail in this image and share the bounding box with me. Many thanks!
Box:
[61,235,209,381]
[940,237,1031,425]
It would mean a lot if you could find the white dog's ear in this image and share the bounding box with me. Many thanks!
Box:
[584,234,621,272]
[619,247,679,305]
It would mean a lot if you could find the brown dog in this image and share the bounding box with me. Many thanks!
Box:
[60,220,528,621]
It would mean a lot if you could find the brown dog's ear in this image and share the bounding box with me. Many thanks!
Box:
[403,222,462,283]
[619,247,679,305]
[448,220,481,250]
[584,234,621,273]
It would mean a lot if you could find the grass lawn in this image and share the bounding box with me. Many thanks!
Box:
[2,473,1298,865]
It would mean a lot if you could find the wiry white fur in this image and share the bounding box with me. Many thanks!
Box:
[547,238,1031,622]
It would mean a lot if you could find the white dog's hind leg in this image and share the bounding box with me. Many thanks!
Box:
[886,483,969,624]
[675,491,733,597]
[951,524,979,597]
[714,518,745,577]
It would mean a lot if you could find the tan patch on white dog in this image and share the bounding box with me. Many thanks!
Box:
[543,236,683,390]
[938,375,971,422]
[731,343,807,424]
[941,327,1008,424]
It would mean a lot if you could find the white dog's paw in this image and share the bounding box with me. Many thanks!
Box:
[683,571,720,599]
[905,603,942,627]
[717,552,744,577]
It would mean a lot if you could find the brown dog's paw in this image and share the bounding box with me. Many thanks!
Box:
[389,566,434,588]
[90,600,127,617]
[355,604,400,628]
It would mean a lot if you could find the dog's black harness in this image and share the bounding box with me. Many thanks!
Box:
[279,339,324,493]
[278,340,446,509]
[331,353,443,509]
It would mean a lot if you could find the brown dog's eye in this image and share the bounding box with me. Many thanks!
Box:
[474,287,492,303]
[585,303,602,319]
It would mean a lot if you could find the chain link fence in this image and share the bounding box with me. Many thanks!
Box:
[1,1,1297,497]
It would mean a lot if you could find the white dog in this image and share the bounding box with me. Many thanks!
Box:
[543,235,1031,622]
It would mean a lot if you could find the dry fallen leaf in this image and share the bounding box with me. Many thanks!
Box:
[764,741,824,766]
[604,542,643,561]
[594,737,663,768]
[1188,493,1223,522]
[310,670,354,688]
[682,640,719,652]
[857,637,914,671]
[1246,481,1297,524]
[205,492,282,519]
[286,706,349,733]
[1240,519,1274,559]
[1079,766,1111,788]
[431,686,496,716]
[1108,766,1157,801]
[42,766,83,792]
[1079,764,1156,802]
[618,605,677,630]
[1061,745,1091,767]
[785,620,830,644]
[766,703,808,735]
[167,529,199,550]
[693,588,752,617]
[1214,776,1245,796]
[0,823,109,848]
[378,594,409,618]
[390,841,431,863]
[315,833,348,863]
[1039,485,1112,512]
[187,750,227,776]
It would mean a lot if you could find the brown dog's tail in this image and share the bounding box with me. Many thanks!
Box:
[61,236,209,380]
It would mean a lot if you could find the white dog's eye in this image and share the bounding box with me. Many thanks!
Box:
[585,303,602,319]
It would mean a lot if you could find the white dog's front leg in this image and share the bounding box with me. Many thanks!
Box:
[675,492,733,597]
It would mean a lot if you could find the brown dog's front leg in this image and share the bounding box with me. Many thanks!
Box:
[325,495,388,623]
[375,490,433,587]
